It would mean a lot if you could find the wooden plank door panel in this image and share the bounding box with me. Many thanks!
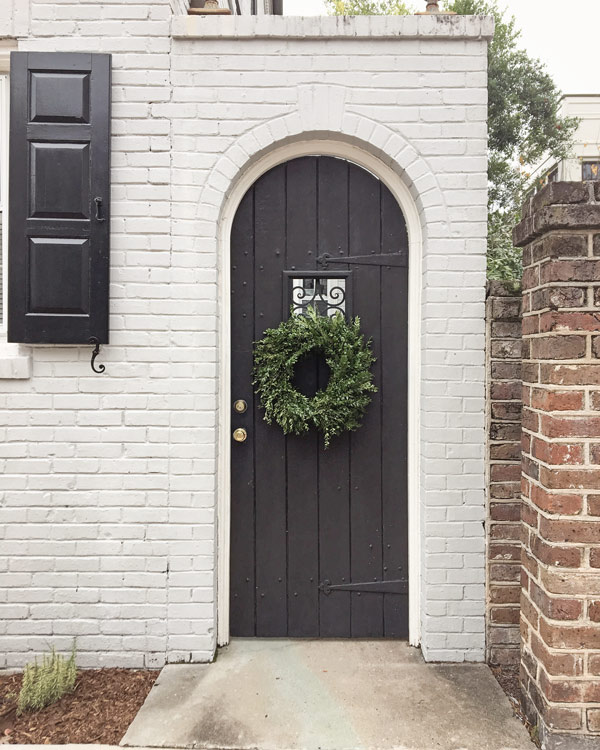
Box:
[230,189,256,636]
[348,165,384,637]
[253,165,288,636]
[316,157,352,638]
[286,157,320,637]
[381,187,410,636]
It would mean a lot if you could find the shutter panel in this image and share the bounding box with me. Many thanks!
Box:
[8,52,111,344]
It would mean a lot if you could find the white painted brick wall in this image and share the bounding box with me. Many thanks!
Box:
[0,6,492,666]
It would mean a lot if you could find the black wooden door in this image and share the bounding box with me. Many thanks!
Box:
[230,156,409,638]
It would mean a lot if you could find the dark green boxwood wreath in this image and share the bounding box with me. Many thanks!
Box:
[253,306,377,448]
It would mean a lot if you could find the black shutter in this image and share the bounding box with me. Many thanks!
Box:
[8,52,111,344]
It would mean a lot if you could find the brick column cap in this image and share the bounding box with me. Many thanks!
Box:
[514,181,600,247]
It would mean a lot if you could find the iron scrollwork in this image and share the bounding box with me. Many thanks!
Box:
[291,276,347,318]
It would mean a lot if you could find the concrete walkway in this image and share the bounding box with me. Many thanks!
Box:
[121,640,533,750]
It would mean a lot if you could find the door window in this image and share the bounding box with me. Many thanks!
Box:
[286,273,350,318]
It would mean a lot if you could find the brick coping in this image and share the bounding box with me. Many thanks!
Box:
[514,182,600,247]
[172,14,495,40]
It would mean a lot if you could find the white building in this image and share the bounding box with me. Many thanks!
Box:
[531,94,600,184]
[0,1,492,668]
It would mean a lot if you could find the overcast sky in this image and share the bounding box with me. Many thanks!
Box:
[283,0,598,95]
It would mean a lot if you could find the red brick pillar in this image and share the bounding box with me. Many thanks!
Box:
[514,182,600,748]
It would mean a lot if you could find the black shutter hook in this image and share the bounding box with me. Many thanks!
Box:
[89,337,106,374]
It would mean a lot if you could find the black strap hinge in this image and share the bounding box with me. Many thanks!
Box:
[319,578,408,595]
[317,252,407,269]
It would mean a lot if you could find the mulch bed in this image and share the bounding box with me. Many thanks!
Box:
[0,668,157,745]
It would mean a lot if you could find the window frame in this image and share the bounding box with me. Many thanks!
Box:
[582,161,600,181]
[0,73,8,332]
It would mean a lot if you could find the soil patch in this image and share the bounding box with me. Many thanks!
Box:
[0,668,157,745]
[491,664,521,707]
[491,665,540,748]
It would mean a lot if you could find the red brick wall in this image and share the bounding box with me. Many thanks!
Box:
[486,281,522,665]
[515,182,600,748]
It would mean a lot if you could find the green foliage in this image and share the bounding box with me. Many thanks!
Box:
[487,207,522,281]
[327,0,578,281]
[444,0,577,203]
[443,0,577,280]
[325,0,412,14]
[253,307,377,448]
[18,645,77,714]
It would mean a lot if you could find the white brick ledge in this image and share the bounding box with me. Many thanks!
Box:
[0,343,32,379]
[172,14,494,40]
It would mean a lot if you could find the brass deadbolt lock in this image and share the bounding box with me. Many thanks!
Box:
[233,428,247,443]
[233,399,247,414]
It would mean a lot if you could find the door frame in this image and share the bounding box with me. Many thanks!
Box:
[216,140,423,648]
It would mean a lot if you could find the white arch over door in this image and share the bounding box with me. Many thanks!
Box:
[216,139,423,648]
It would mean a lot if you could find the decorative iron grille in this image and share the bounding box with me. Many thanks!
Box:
[284,273,350,318]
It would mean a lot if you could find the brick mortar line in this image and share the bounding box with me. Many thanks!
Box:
[524,597,600,630]
[522,585,596,605]
[522,507,600,531]
[521,435,600,449]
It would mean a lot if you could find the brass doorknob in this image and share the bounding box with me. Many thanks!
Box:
[233,428,247,443]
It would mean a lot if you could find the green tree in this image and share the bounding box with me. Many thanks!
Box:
[446,0,577,280]
[326,0,411,14]
[325,0,578,281]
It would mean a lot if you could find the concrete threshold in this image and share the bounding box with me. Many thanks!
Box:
[121,639,534,750]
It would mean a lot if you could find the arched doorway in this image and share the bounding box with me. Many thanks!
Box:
[229,155,409,638]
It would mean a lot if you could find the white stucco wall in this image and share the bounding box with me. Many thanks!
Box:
[0,3,492,667]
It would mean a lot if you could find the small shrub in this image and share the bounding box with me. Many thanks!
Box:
[17,644,77,714]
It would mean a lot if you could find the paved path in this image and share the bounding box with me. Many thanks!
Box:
[121,639,533,750]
